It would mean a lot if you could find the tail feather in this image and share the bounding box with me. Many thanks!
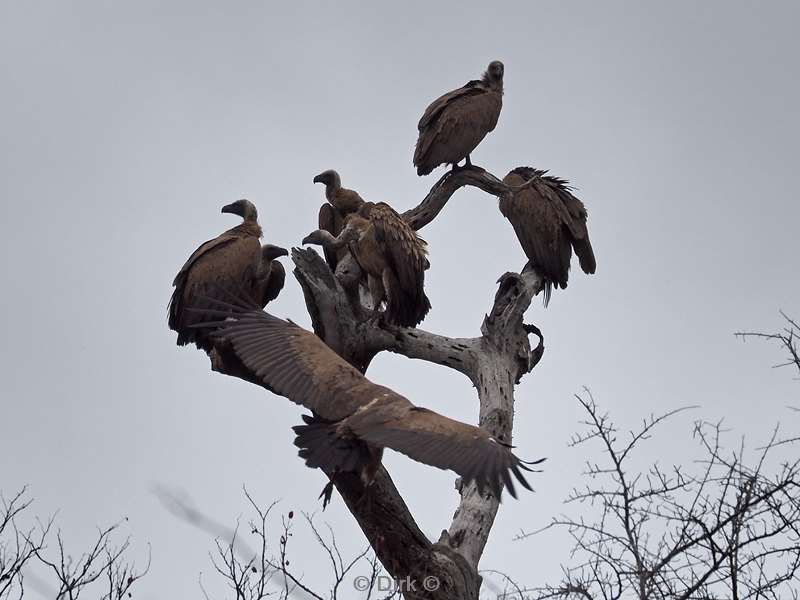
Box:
[292,415,369,475]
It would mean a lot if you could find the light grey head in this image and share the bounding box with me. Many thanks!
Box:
[485,60,504,83]
[312,169,342,190]
[220,198,258,222]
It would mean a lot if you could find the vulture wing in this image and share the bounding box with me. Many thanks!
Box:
[501,168,596,297]
[200,304,534,498]
[255,260,285,307]
[168,231,260,346]
[346,405,536,498]
[417,80,483,130]
[318,203,345,270]
[500,170,571,292]
[543,178,597,275]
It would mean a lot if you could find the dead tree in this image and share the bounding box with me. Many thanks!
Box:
[515,392,800,600]
[207,166,546,599]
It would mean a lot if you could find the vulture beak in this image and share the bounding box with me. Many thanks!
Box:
[220,201,244,217]
[263,245,289,260]
[313,174,325,184]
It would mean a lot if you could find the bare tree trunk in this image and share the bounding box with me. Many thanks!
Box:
[212,167,545,599]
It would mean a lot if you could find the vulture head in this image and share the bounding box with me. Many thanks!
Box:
[302,229,336,247]
[484,60,505,86]
[262,244,289,260]
[221,199,258,222]
[313,169,341,190]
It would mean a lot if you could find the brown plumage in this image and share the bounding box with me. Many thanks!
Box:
[414,60,504,176]
[253,245,288,307]
[313,170,365,271]
[198,301,539,505]
[168,199,287,350]
[304,202,431,327]
[501,167,596,305]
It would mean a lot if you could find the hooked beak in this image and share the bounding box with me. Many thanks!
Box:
[220,201,242,216]
[313,174,325,184]
[263,245,289,260]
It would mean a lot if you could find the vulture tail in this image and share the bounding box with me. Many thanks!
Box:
[292,414,371,483]
[385,273,431,327]
[542,280,553,308]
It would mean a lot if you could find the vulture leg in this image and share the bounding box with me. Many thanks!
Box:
[319,478,336,510]
[367,274,386,316]
[464,154,473,168]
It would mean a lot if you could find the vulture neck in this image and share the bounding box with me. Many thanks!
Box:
[232,220,263,238]
[324,183,341,203]
[482,74,504,93]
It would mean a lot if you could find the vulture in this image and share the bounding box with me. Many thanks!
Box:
[313,169,365,271]
[253,244,288,307]
[413,60,504,176]
[303,202,431,327]
[168,199,287,350]
[197,300,539,505]
[500,167,596,305]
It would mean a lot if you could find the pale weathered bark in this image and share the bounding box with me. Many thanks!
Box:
[210,166,545,599]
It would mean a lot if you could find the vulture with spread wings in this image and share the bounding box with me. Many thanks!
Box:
[313,169,366,272]
[414,60,504,176]
[199,301,538,505]
[304,201,431,327]
[168,199,287,350]
[500,167,596,305]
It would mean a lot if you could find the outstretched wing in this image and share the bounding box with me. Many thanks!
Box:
[199,304,535,498]
[346,405,539,499]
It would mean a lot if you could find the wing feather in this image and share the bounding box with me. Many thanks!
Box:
[197,305,535,497]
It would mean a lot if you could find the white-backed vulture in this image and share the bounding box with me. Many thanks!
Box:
[253,244,288,307]
[312,169,365,271]
[198,301,539,505]
[303,202,431,327]
[501,167,596,305]
[413,60,504,176]
[168,199,287,350]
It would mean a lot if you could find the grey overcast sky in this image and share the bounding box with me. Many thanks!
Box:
[1,1,798,597]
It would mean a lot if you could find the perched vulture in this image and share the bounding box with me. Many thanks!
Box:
[313,169,365,271]
[167,199,287,350]
[253,244,288,307]
[303,202,431,327]
[501,167,596,305]
[198,301,539,505]
[413,60,504,176]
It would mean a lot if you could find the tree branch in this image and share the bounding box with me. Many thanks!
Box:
[208,165,546,599]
